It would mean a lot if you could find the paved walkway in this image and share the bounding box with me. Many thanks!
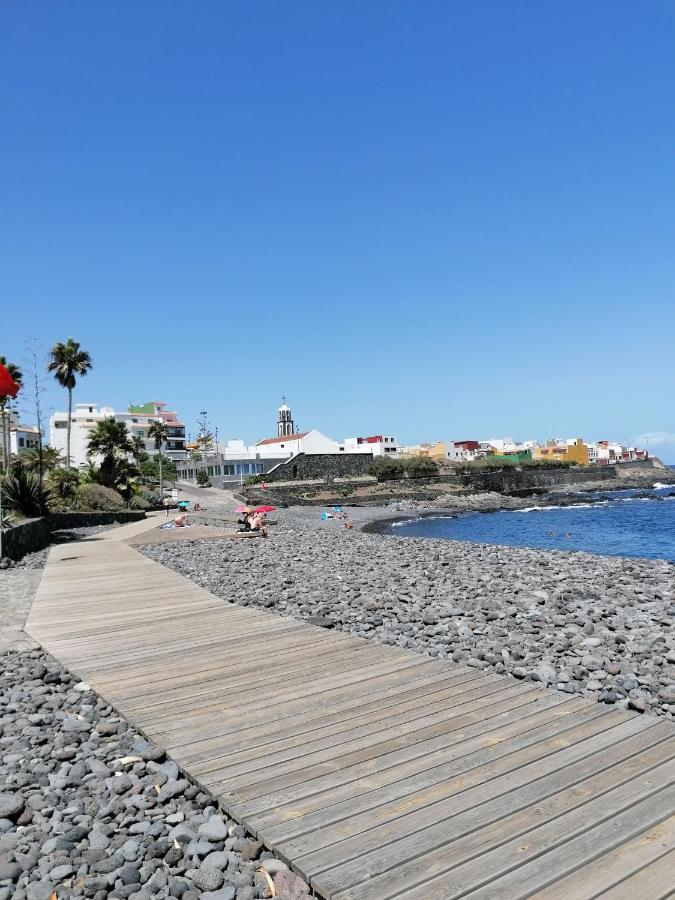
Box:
[25,517,675,899]
[0,568,41,653]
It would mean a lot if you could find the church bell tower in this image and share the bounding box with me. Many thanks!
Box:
[277,397,294,437]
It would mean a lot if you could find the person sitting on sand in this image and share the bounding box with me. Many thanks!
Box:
[174,514,188,527]
[237,514,252,532]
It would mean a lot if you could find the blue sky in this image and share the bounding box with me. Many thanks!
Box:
[2,1,675,459]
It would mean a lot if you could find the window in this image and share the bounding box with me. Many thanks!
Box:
[19,438,25,447]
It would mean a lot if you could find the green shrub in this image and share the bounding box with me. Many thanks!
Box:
[75,483,125,511]
[402,456,439,478]
[47,468,80,508]
[196,470,210,487]
[129,495,150,510]
[244,474,266,485]
[2,466,51,517]
[368,457,404,481]
[139,453,177,482]
[139,487,162,506]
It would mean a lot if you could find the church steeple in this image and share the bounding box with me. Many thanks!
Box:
[277,396,294,437]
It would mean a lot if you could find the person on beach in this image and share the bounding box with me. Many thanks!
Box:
[249,512,268,537]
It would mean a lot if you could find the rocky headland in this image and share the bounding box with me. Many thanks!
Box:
[141,513,675,718]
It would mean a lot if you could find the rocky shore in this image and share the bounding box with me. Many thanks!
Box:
[141,515,675,718]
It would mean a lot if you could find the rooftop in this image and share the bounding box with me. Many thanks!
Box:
[256,431,310,446]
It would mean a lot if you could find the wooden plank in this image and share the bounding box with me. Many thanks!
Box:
[203,678,534,791]
[358,765,675,900]
[227,687,566,818]
[295,715,661,889]
[528,816,675,899]
[246,693,576,834]
[176,671,483,768]
[189,672,506,780]
[264,709,664,852]
[459,782,675,900]
[595,846,675,900]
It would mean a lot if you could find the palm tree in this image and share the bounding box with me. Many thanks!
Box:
[147,420,169,498]
[47,338,93,467]
[87,417,133,488]
[130,435,146,465]
[20,445,64,472]
[0,356,22,472]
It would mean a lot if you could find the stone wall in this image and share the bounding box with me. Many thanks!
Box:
[241,463,619,507]
[266,453,374,482]
[1,511,146,561]
[456,464,617,495]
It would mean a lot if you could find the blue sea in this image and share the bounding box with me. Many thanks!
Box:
[390,483,675,562]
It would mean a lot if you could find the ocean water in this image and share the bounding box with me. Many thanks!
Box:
[390,485,675,562]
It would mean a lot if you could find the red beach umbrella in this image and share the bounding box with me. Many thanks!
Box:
[0,363,20,399]
[254,505,275,514]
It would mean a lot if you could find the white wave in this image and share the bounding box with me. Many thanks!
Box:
[653,482,671,489]
[515,502,606,512]
[391,515,455,527]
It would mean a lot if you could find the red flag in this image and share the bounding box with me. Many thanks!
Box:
[0,364,20,399]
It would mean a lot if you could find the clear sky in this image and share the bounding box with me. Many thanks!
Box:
[2,1,674,459]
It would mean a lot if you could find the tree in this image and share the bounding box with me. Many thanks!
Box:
[147,420,169,497]
[368,456,404,481]
[139,452,177,483]
[0,356,22,472]
[196,410,214,458]
[47,337,93,467]
[20,445,64,472]
[130,435,146,465]
[87,416,133,488]
[48,467,80,508]
[402,456,439,478]
[24,338,47,487]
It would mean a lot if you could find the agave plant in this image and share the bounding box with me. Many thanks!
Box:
[2,466,51,517]
[0,508,16,530]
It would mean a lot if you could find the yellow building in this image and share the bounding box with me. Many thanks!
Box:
[533,438,589,465]
[428,441,448,462]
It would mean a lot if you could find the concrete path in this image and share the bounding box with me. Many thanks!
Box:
[0,568,41,653]
[25,518,675,899]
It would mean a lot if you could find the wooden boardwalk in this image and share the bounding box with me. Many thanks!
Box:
[25,518,675,899]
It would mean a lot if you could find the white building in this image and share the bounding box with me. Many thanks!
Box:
[50,400,187,469]
[343,435,398,456]
[255,429,340,457]
[8,418,41,456]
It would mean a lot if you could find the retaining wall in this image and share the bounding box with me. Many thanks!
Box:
[1,511,146,561]
[242,464,619,507]
[266,453,375,482]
